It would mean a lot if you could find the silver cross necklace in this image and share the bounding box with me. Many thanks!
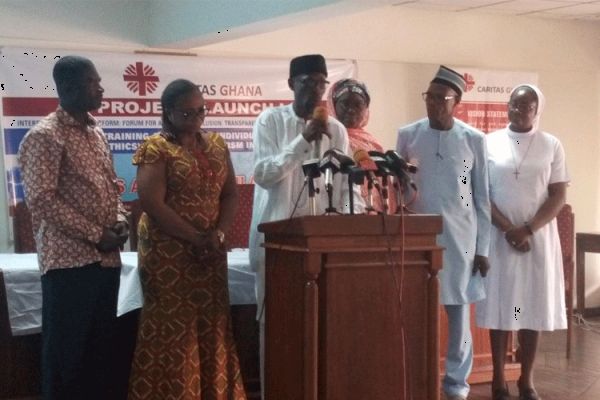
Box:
[508,133,535,179]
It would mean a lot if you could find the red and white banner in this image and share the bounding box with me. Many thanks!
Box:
[0,47,356,208]
[452,67,538,133]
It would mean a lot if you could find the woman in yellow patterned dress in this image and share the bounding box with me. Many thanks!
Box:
[128,79,246,400]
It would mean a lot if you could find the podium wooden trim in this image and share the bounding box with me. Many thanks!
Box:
[259,214,443,400]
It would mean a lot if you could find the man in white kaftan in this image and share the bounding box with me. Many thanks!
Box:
[396,66,491,400]
[249,102,355,312]
[248,54,361,398]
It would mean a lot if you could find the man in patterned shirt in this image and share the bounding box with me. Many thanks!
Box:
[18,55,129,400]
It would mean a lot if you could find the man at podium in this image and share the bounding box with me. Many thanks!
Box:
[396,66,491,400]
[249,54,362,396]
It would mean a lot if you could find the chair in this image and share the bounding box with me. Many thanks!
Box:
[556,203,574,359]
[11,202,36,253]
[3,202,42,397]
[227,184,254,249]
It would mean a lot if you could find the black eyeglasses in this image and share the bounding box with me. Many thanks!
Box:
[296,75,330,89]
[422,92,456,103]
[508,103,537,113]
[172,106,210,119]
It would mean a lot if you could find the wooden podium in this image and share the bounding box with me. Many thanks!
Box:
[259,214,443,400]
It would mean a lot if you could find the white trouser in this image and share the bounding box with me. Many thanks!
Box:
[443,304,473,398]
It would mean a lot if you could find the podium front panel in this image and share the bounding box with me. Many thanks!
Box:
[261,215,443,400]
[319,251,433,399]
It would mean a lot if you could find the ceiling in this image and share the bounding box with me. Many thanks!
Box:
[1,0,599,50]
[136,0,600,48]
[392,0,600,20]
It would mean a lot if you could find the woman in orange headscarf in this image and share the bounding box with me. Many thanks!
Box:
[327,78,397,213]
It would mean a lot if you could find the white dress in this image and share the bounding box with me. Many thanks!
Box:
[476,127,569,331]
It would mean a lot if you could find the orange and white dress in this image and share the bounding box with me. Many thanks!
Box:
[128,132,247,400]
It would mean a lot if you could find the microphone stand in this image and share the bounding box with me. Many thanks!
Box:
[380,175,389,214]
[325,188,336,214]
[365,179,376,214]
[302,160,321,216]
[308,176,318,216]
[324,169,337,215]
[348,177,354,215]
[319,148,344,216]
[347,166,365,215]
[312,139,322,215]
[392,176,403,214]
[392,175,415,214]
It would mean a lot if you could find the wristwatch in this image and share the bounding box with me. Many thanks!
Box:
[216,229,225,244]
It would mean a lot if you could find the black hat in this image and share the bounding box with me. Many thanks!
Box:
[431,65,466,96]
[289,54,328,79]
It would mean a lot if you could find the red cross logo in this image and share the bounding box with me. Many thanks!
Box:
[123,62,159,96]
[463,73,475,92]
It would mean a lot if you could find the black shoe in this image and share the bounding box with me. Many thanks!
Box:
[492,384,510,400]
[518,378,541,400]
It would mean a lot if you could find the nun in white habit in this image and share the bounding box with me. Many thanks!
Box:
[476,84,569,400]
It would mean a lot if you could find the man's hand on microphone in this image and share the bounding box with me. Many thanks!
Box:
[302,119,331,143]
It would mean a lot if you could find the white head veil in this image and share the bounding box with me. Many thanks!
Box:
[509,83,545,132]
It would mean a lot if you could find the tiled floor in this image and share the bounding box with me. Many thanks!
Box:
[469,316,600,399]
[8,317,600,400]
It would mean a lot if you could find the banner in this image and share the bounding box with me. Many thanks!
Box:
[0,47,356,209]
[452,67,538,133]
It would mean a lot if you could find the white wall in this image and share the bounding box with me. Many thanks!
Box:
[197,6,600,307]
[0,1,146,50]
[1,5,600,306]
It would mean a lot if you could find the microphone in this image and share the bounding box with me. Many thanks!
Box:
[319,148,352,215]
[329,148,354,172]
[302,159,321,178]
[368,150,395,214]
[319,149,342,190]
[353,149,380,189]
[367,150,392,177]
[384,150,417,174]
[384,150,418,191]
[312,105,328,124]
[353,149,381,213]
[311,106,328,159]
